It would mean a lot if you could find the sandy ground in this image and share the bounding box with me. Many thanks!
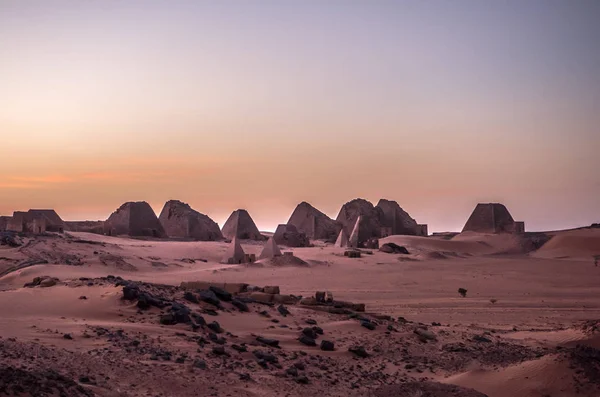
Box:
[1,229,599,396]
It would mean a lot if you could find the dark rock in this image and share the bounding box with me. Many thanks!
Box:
[207,321,223,333]
[305,319,317,325]
[183,291,199,303]
[160,314,177,325]
[348,346,369,358]
[198,290,221,307]
[232,299,249,312]
[379,243,410,254]
[191,313,206,327]
[302,328,318,339]
[79,296,87,300]
[320,340,335,351]
[208,333,226,345]
[122,285,139,300]
[286,366,299,377]
[256,336,280,348]
[299,335,317,346]
[295,375,310,384]
[312,326,324,335]
[193,359,207,369]
[253,350,278,363]
[277,304,290,317]
[212,346,228,356]
[63,333,73,340]
[473,335,492,343]
[232,344,247,353]
[209,286,232,301]
[361,320,376,330]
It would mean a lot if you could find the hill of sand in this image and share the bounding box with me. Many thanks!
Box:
[1,230,600,397]
[531,228,600,260]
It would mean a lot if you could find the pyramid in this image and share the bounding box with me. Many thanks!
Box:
[376,199,419,235]
[221,209,265,241]
[287,201,342,241]
[222,237,246,264]
[273,224,310,247]
[334,228,349,248]
[336,198,383,245]
[348,216,361,248]
[104,201,166,238]
[259,237,282,259]
[159,200,223,241]
[462,203,522,234]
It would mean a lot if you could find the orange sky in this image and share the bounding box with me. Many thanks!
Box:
[1,1,599,232]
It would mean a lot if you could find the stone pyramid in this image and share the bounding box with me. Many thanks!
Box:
[348,216,361,248]
[104,201,166,238]
[259,237,282,259]
[334,228,349,248]
[376,199,418,235]
[222,237,246,264]
[221,209,265,241]
[462,203,521,233]
[287,201,342,241]
[336,198,384,245]
[159,200,223,241]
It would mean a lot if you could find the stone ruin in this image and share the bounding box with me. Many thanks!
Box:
[462,203,525,234]
[221,209,265,241]
[334,228,349,248]
[259,237,282,260]
[159,200,223,241]
[104,201,166,238]
[1,209,65,234]
[286,201,342,242]
[336,199,384,246]
[273,224,310,247]
[376,199,419,235]
[222,237,253,264]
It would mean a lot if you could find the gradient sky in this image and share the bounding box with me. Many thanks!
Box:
[1,0,599,232]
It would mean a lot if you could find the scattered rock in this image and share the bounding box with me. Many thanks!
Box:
[299,335,317,346]
[277,305,290,317]
[320,340,335,351]
[348,346,369,358]
[379,243,409,254]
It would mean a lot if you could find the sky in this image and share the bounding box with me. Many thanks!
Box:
[0,0,599,232]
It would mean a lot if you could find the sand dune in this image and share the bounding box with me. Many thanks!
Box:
[532,228,600,260]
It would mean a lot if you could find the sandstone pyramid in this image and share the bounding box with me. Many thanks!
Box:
[462,203,524,234]
[222,237,246,264]
[348,216,361,248]
[221,209,265,240]
[273,224,310,247]
[287,201,342,241]
[336,198,384,245]
[376,199,419,235]
[259,237,282,259]
[334,227,349,248]
[104,201,166,238]
[159,200,223,241]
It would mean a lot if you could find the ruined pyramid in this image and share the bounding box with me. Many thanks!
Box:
[287,201,342,241]
[348,216,361,248]
[104,201,166,238]
[334,228,349,248]
[222,236,246,264]
[336,198,383,245]
[259,237,282,259]
[221,209,265,241]
[159,200,222,241]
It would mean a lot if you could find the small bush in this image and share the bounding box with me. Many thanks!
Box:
[458,288,467,297]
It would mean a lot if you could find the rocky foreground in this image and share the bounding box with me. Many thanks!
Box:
[1,276,599,397]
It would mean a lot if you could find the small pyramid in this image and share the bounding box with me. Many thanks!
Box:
[348,215,361,248]
[259,237,282,259]
[221,209,265,240]
[222,237,246,264]
[334,228,349,248]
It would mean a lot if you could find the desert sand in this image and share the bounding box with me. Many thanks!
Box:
[1,228,600,396]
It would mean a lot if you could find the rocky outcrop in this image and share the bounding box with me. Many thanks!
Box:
[287,202,342,241]
[104,201,166,238]
[376,199,418,235]
[335,199,384,245]
[159,200,222,241]
[221,209,265,240]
